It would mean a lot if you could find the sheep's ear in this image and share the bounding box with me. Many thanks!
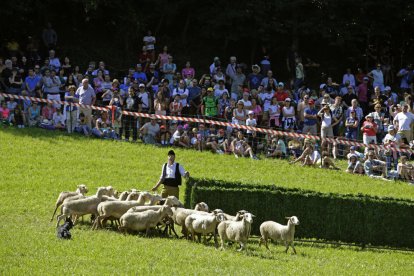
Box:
[251,214,256,217]
[285,216,291,220]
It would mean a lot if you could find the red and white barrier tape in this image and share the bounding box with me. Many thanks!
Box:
[2,92,413,154]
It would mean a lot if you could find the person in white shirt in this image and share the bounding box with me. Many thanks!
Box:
[367,64,384,91]
[342,68,356,87]
[393,104,414,142]
[172,80,189,114]
[152,150,189,199]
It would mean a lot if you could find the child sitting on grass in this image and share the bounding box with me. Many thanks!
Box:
[397,155,414,182]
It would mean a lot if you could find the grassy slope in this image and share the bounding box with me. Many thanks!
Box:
[0,128,413,275]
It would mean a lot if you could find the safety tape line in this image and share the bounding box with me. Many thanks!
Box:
[2,92,413,153]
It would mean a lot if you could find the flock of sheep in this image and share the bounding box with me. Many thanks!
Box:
[51,185,300,253]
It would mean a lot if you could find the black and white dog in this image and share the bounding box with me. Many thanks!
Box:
[57,217,73,239]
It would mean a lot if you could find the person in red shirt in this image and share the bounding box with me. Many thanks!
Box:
[361,113,377,145]
[274,82,289,103]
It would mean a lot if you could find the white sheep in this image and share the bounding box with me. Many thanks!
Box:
[126,196,182,213]
[118,206,173,235]
[56,187,108,227]
[92,191,150,229]
[50,184,88,222]
[217,212,255,251]
[259,216,300,254]
[194,202,209,212]
[173,205,211,238]
[185,210,226,246]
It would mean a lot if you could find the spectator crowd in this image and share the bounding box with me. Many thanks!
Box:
[1,28,414,184]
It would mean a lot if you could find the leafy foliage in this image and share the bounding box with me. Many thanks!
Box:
[186,178,414,248]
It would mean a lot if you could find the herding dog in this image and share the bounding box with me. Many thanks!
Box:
[57,217,73,239]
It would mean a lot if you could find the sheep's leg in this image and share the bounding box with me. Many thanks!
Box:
[170,223,179,238]
[219,237,225,251]
[197,233,201,243]
[291,242,297,254]
[213,233,218,248]
[284,241,289,253]
[237,242,245,252]
[56,214,65,228]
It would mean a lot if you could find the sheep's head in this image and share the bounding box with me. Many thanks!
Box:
[211,209,223,215]
[127,191,139,201]
[77,184,88,194]
[105,186,115,197]
[194,202,209,212]
[161,206,173,217]
[150,194,164,204]
[215,213,226,222]
[165,196,182,207]
[285,216,300,226]
[243,213,255,224]
[235,210,248,221]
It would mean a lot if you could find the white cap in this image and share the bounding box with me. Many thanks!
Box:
[248,110,254,115]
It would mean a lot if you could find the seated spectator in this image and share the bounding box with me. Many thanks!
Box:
[0,102,11,124]
[11,105,25,128]
[41,102,56,121]
[347,146,365,160]
[216,128,230,153]
[92,111,117,139]
[140,116,160,144]
[230,131,255,159]
[364,151,389,180]
[52,108,65,130]
[289,139,316,166]
[159,125,171,146]
[397,155,414,182]
[288,137,303,158]
[266,136,286,159]
[75,113,91,136]
[170,125,190,148]
[28,102,41,126]
[346,154,364,174]
[320,151,340,170]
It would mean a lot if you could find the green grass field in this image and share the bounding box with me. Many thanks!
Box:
[1,128,413,275]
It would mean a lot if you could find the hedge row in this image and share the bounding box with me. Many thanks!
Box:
[184,178,414,248]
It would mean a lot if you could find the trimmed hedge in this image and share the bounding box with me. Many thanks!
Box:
[184,178,414,248]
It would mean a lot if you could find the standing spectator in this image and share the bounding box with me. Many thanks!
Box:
[356,76,370,113]
[181,61,195,80]
[294,57,304,91]
[42,22,57,50]
[8,68,23,95]
[274,82,289,103]
[344,110,359,140]
[172,80,189,115]
[342,68,356,87]
[260,70,277,88]
[247,64,263,90]
[302,99,318,135]
[212,66,226,83]
[218,92,230,118]
[361,114,378,145]
[371,104,385,141]
[281,98,296,131]
[240,91,252,110]
[162,56,176,83]
[268,97,281,128]
[151,150,189,199]
[143,30,156,61]
[61,57,72,76]
[230,66,246,100]
[296,94,309,130]
[345,99,364,123]
[133,64,148,84]
[367,63,384,91]
[214,79,228,98]
[48,50,61,72]
[156,46,170,71]
[42,70,61,108]
[169,94,183,116]
[75,79,96,128]
[225,56,237,84]
[92,61,109,76]
[137,83,150,113]
[369,86,387,112]
[396,64,413,94]
[232,100,247,125]
[140,116,160,144]
[210,56,221,75]
[330,96,344,137]
[123,87,142,142]
[64,85,78,133]
[202,87,219,118]
[393,104,414,142]
[318,104,336,138]
[342,86,358,109]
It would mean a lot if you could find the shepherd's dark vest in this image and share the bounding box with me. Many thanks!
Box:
[161,163,181,187]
